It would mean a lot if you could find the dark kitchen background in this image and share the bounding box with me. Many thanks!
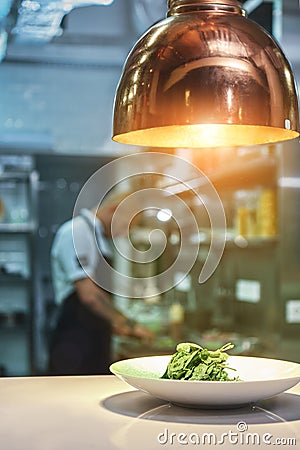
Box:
[0,0,300,376]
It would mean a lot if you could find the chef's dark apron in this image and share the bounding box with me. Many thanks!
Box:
[48,213,113,376]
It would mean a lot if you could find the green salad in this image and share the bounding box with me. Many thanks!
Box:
[161,342,241,382]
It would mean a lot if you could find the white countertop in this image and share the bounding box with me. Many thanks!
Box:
[1,375,300,450]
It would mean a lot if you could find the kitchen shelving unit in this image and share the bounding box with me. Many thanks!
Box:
[158,147,282,356]
[0,155,38,376]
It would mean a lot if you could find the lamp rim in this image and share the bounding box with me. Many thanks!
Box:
[113,124,299,149]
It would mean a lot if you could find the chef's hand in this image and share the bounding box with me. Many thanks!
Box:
[131,323,155,346]
[112,320,154,345]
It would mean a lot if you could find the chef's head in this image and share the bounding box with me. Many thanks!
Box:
[93,188,140,238]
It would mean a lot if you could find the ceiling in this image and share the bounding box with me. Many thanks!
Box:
[2,0,300,71]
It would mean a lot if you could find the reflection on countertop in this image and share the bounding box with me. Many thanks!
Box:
[103,389,300,424]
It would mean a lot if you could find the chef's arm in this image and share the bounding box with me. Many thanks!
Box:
[74,277,154,343]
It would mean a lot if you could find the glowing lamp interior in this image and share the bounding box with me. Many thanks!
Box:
[113,124,299,149]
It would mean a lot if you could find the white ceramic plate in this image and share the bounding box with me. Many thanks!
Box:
[110,355,300,408]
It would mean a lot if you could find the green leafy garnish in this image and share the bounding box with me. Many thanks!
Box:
[161,342,241,382]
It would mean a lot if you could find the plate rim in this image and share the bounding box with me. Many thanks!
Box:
[110,354,300,384]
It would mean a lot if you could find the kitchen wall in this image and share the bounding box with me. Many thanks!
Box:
[0,0,141,155]
[0,62,123,154]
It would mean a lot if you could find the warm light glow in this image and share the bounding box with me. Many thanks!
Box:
[113,124,299,148]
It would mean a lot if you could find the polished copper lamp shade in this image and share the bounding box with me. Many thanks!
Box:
[113,0,299,148]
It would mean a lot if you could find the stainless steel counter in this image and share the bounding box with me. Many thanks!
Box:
[0,375,300,449]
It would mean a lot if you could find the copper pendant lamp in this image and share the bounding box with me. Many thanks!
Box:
[112,0,299,148]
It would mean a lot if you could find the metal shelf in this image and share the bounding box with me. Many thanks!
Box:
[0,273,30,283]
[0,172,32,181]
[0,223,35,233]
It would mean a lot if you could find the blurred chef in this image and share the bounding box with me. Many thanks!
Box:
[48,189,154,375]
